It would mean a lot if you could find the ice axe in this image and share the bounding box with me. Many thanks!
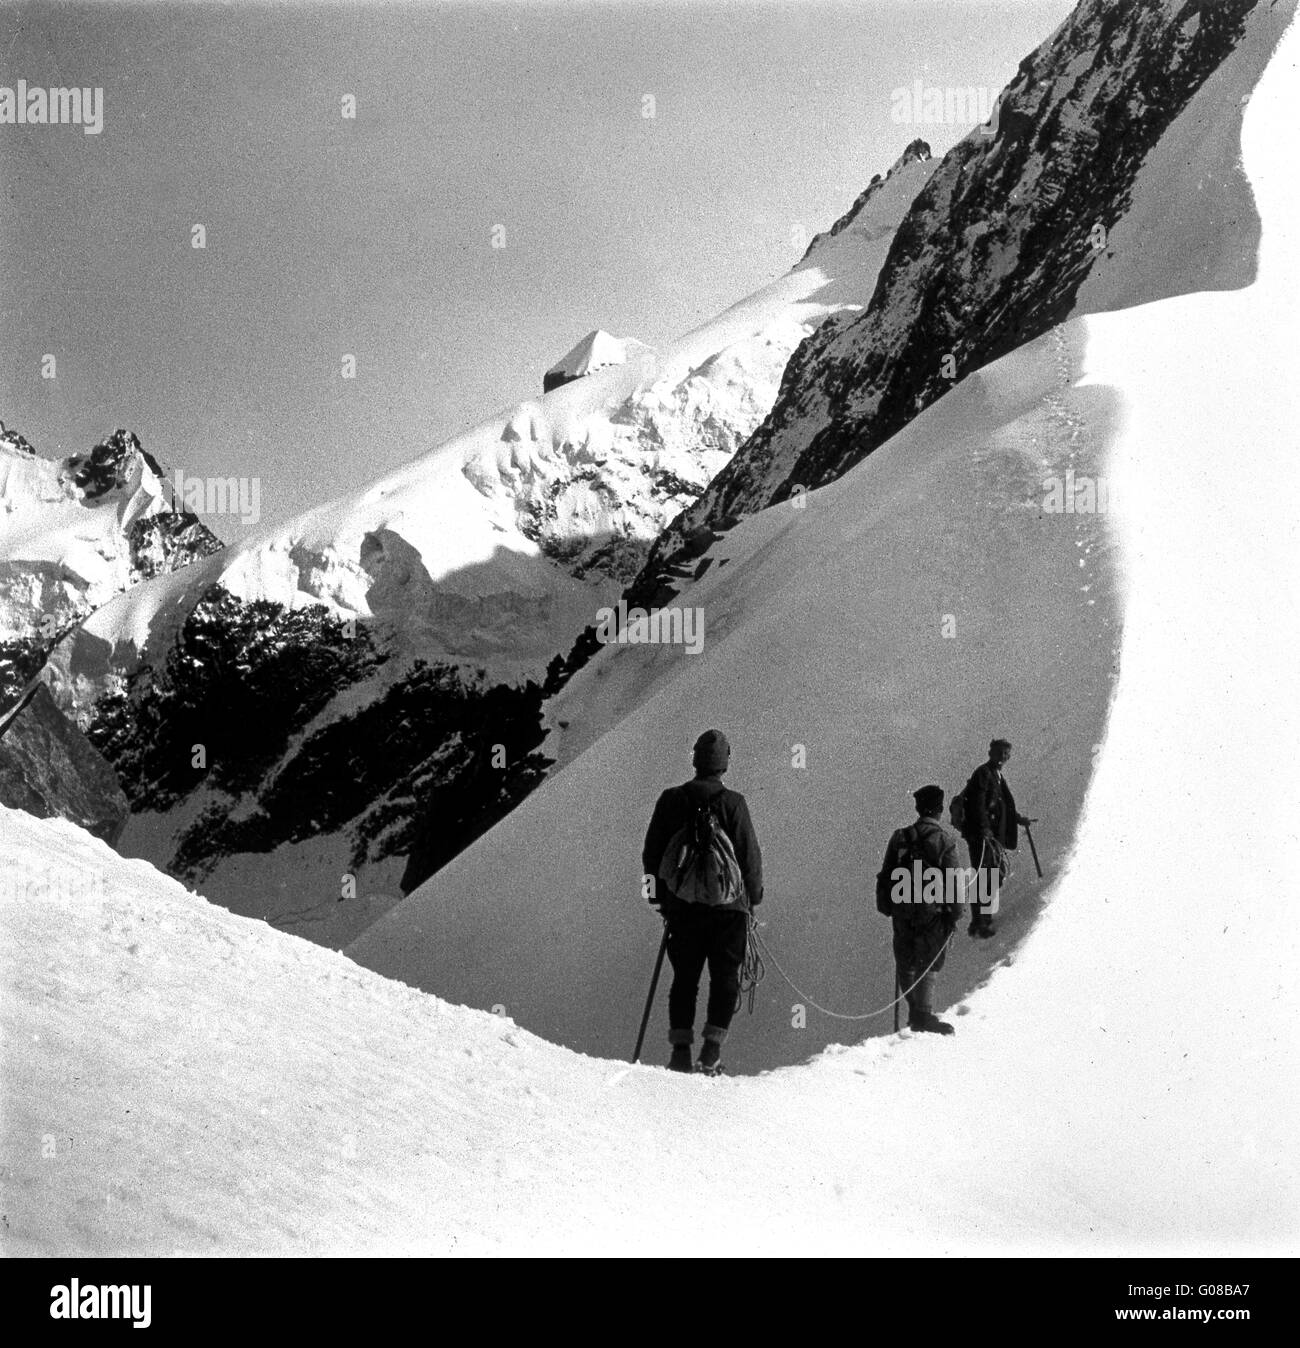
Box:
[1023,819,1043,879]
[632,922,669,1064]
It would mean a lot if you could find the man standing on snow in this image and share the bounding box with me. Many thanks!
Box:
[877,785,964,1035]
[642,729,762,1074]
[959,738,1034,938]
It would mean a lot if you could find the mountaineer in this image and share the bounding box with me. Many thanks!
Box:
[876,785,964,1035]
[953,738,1035,938]
[641,730,762,1075]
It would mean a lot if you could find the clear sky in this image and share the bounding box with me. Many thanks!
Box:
[1,0,1073,537]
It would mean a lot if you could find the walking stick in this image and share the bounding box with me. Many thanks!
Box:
[632,923,669,1063]
[1024,821,1043,879]
[893,971,901,1032]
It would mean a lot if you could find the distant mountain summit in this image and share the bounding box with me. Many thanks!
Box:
[543,329,655,393]
[61,427,168,501]
[0,425,222,707]
[800,137,932,260]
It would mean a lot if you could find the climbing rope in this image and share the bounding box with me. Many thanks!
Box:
[977,835,1013,889]
[731,825,1020,1024]
[740,917,955,1023]
[736,914,765,1015]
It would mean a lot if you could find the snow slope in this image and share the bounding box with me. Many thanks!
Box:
[347,309,1122,1076]
[5,134,1299,1251]
[345,0,1294,1077]
[4,165,1298,1249]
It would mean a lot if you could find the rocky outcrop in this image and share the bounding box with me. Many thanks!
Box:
[0,420,36,457]
[0,682,128,844]
[82,582,548,932]
[59,429,225,583]
[632,0,1264,602]
[798,138,932,260]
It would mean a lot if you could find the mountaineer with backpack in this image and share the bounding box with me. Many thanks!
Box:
[876,785,965,1036]
[950,738,1035,938]
[641,729,762,1075]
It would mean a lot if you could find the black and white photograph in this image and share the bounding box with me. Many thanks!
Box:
[0,0,1296,1292]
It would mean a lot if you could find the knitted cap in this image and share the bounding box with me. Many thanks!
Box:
[913,784,945,813]
[692,729,731,773]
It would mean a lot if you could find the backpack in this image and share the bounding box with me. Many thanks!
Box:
[949,784,969,832]
[876,823,927,916]
[658,798,748,908]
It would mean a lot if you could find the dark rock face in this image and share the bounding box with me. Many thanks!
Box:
[632,0,1260,604]
[1,635,65,711]
[60,428,156,500]
[88,585,388,816]
[60,429,224,582]
[0,421,37,457]
[85,584,550,895]
[167,656,550,891]
[127,512,225,583]
[0,683,129,845]
[542,370,577,394]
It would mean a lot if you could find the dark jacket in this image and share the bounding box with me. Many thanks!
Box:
[963,762,1019,850]
[876,817,963,924]
[642,775,763,909]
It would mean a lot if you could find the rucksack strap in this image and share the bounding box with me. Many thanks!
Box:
[907,820,946,864]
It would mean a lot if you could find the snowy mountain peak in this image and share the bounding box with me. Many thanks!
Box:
[59,428,167,510]
[802,137,932,261]
[543,329,656,394]
[0,425,223,706]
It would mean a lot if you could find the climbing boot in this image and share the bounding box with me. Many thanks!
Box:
[697,1025,727,1075]
[910,1010,955,1036]
[668,1045,694,1072]
[696,1040,723,1074]
[968,915,997,939]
